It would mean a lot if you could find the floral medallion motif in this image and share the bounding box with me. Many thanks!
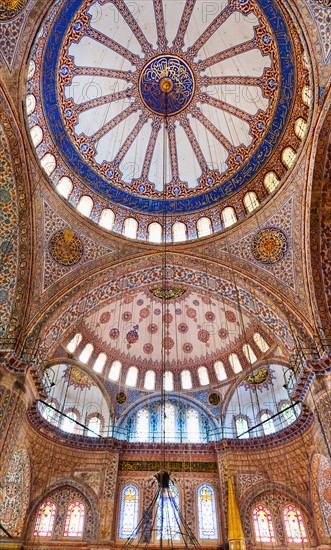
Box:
[48,229,84,266]
[251,227,288,264]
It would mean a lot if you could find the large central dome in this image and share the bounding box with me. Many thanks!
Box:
[27,0,310,239]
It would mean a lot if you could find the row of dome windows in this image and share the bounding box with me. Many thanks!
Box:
[66,332,269,389]
[28,86,310,242]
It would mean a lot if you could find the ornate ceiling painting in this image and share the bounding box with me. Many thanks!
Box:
[27,0,310,238]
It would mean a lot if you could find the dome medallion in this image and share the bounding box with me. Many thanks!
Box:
[139,55,195,116]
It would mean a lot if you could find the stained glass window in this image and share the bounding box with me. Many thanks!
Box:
[34,501,56,537]
[63,501,85,537]
[236,417,249,438]
[253,505,276,543]
[164,403,175,442]
[283,505,308,543]
[136,408,149,442]
[156,484,180,541]
[253,332,269,353]
[187,408,200,443]
[118,485,139,539]
[281,402,296,425]
[198,485,218,540]
[261,413,275,435]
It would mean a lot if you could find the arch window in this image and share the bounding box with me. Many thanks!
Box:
[126,366,138,387]
[43,401,57,423]
[93,352,107,374]
[164,371,174,391]
[253,505,275,543]
[136,408,149,442]
[282,147,296,169]
[187,408,200,443]
[229,353,242,374]
[253,332,269,353]
[67,333,82,353]
[281,402,296,425]
[243,344,257,364]
[165,403,175,441]
[172,221,187,242]
[99,209,114,230]
[198,366,209,386]
[87,416,101,436]
[181,369,192,390]
[63,501,85,537]
[28,59,36,80]
[294,118,307,140]
[34,501,56,537]
[197,217,212,237]
[79,343,94,364]
[214,361,227,381]
[144,370,155,390]
[61,411,77,434]
[261,413,275,435]
[264,171,279,193]
[156,484,180,541]
[222,207,237,228]
[244,192,260,213]
[302,86,312,107]
[119,485,139,538]
[148,222,162,243]
[236,417,249,438]
[57,177,73,198]
[31,125,43,147]
[77,195,93,217]
[123,218,138,239]
[40,153,56,176]
[108,360,122,382]
[198,485,218,540]
[26,94,36,115]
[283,505,307,543]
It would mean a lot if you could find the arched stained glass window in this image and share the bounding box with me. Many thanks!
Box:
[119,485,139,539]
[93,352,107,374]
[253,505,275,543]
[126,366,138,387]
[198,366,209,386]
[253,332,269,353]
[181,369,192,390]
[109,360,122,381]
[264,171,279,193]
[294,118,307,140]
[62,411,77,434]
[136,408,149,442]
[165,403,175,442]
[214,361,227,381]
[198,485,218,540]
[222,207,237,228]
[34,501,56,537]
[123,218,138,239]
[156,484,180,541]
[229,353,242,374]
[87,416,101,436]
[66,332,82,353]
[144,370,155,390]
[187,408,200,443]
[164,371,174,391]
[243,344,257,364]
[197,217,212,237]
[57,176,73,199]
[40,153,56,175]
[99,208,114,230]
[172,221,187,242]
[148,222,162,243]
[236,417,249,438]
[79,343,93,364]
[261,413,275,435]
[283,505,307,544]
[281,402,296,425]
[63,501,85,537]
[244,191,260,213]
[282,147,296,169]
[77,195,93,217]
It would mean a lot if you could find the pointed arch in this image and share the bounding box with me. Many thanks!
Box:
[63,501,85,537]
[197,484,218,540]
[34,501,56,537]
[118,484,139,539]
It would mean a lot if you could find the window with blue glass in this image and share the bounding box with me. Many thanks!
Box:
[118,484,139,539]
[156,483,180,541]
[197,484,218,540]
